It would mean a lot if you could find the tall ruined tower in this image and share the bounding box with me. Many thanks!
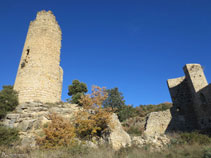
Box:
[14,10,63,103]
[167,64,211,130]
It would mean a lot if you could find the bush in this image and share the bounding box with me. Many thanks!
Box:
[116,102,172,122]
[170,132,211,145]
[0,125,19,146]
[136,102,172,117]
[68,80,88,105]
[179,132,211,145]
[37,113,76,149]
[0,85,18,119]
[117,105,137,122]
[74,86,112,140]
[203,147,211,158]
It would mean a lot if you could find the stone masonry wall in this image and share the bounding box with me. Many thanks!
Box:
[14,10,63,103]
[167,63,211,130]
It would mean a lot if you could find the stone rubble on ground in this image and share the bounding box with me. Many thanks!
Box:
[131,134,170,150]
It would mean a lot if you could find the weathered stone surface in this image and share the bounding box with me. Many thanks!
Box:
[13,10,63,104]
[144,110,172,136]
[132,134,170,150]
[18,120,36,132]
[21,136,36,148]
[167,64,211,130]
[1,102,80,148]
[107,114,131,150]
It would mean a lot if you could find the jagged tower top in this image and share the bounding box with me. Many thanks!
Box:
[29,10,61,35]
[36,10,55,19]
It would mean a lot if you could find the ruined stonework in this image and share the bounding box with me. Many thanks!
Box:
[167,64,211,130]
[144,110,172,136]
[14,10,63,103]
[2,102,131,149]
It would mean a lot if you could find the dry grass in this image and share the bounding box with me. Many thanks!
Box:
[0,143,210,158]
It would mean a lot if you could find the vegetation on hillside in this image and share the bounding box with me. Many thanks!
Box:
[0,85,20,147]
[0,125,19,146]
[102,87,136,122]
[68,80,88,105]
[136,102,172,117]
[37,113,76,149]
[1,82,211,158]
[103,87,125,110]
[102,86,172,122]
[74,86,112,140]
[38,86,113,148]
[116,102,172,123]
[67,81,172,122]
[2,135,211,158]
[0,85,19,119]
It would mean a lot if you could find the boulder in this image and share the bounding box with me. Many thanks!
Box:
[144,109,172,136]
[107,113,131,150]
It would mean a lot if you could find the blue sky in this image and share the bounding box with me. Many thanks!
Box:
[0,0,211,106]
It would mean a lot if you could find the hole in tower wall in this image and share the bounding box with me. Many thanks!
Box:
[26,49,30,55]
[21,49,30,69]
[21,62,25,68]
[176,107,181,112]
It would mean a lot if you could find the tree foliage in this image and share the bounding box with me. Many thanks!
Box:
[0,125,19,146]
[0,85,19,119]
[102,87,135,121]
[68,80,88,105]
[74,86,112,140]
[117,102,172,122]
[117,105,137,122]
[103,87,125,110]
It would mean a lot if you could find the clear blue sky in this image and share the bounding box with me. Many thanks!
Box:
[1,0,211,106]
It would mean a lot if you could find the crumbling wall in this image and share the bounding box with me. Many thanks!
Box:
[14,10,63,103]
[144,110,172,136]
[167,64,211,130]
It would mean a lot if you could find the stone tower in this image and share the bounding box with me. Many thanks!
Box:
[14,10,63,103]
[167,64,211,130]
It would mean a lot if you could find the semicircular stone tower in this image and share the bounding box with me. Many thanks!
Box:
[14,10,63,103]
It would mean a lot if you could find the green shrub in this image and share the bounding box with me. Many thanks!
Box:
[203,147,211,158]
[117,103,172,122]
[136,102,172,117]
[176,132,211,145]
[117,105,137,122]
[68,80,88,105]
[0,125,19,146]
[0,85,18,119]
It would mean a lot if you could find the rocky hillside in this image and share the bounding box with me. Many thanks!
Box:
[1,102,171,151]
